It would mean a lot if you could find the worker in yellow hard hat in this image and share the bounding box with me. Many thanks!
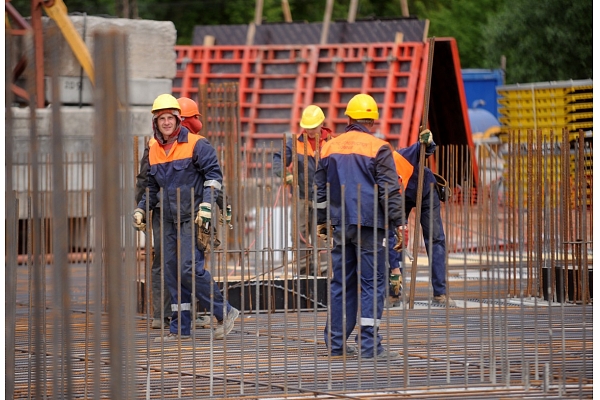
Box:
[272,104,334,276]
[134,96,225,330]
[314,93,405,360]
[134,94,182,330]
[133,93,239,342]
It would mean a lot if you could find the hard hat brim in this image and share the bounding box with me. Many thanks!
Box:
[300,121,322,129]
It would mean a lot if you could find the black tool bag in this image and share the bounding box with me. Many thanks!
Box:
[433,172,450,202]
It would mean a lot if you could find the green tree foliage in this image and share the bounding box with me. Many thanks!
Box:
[411,0,506,69]
[9,0,115,17]
[7,0,592,81]
[482,0,593,83]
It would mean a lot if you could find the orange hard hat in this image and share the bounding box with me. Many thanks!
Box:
[177,97,201,118]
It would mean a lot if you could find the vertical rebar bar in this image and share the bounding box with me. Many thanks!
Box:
[48,25,73,399]
[93,30,135,399]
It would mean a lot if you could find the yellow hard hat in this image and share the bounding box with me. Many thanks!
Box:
[151,94,181,114]
[300,105,325,129]
[344,93,379,120]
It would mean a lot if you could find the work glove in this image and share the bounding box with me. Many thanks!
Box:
[419,129,433,145]
[285,173,294,185]
[219,204,233,229]
[197,224,221,252]
[389,273,403,297]
[132,208,146,231]
[393,225,409,252]
[317,223,333,249]
[195,202,212,227]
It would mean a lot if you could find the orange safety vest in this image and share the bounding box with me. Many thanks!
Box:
[392,151,414,190]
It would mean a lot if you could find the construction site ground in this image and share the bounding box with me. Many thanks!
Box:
[13,253,593,399]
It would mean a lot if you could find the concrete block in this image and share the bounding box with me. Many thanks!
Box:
[9,106,152,154]
[44,77,172,106]
[129,79,173,106]
[41,16,177,79]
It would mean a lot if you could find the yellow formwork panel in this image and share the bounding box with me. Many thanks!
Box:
[501,134,593,208]
[498,129,591,145]
[498,102,593,118]
[499,112,593,129]
[497,85,592,100]
[498,93,593,108]
[499,130,582,143]
[566,121,594,131]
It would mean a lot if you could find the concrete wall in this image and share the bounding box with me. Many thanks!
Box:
[42,16,177,80]
[30,16,177,106]
[8,106,153,219]
[9,106,152,154]
[8,17,176,220]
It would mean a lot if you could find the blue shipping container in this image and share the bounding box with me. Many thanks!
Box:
[462,69,504,119]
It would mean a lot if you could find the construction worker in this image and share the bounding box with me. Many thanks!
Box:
[388,130,456,307]
[133,94,239,342]
[135,97,214,329]
[272,105,334,276]
[315,93,407,360]
[177,96,203,132]
[385,150,412,307]
[177,96,232,326]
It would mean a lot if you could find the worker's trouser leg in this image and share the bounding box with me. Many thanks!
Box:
[324,225,386,357]
[419,191,447,297]
[151,209,171,321]
[296,203,328,275]
[163,220,232,335]
[177,220,230,323]
[162,220,193,335]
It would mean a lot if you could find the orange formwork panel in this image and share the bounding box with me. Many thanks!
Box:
[173,45,250,101]
[174,43,426,150]
[173,43,426,151]
[171,40,474,178]
[307,42,424,146]
[240,45,314,148]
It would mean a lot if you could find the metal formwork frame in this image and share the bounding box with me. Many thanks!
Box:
[173,42,427,152]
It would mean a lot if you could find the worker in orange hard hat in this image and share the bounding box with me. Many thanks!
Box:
[272,104,334,276]
[177,97,203,134]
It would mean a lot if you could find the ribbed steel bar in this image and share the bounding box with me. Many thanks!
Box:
[12,297,593,398]
[7,45,595,399]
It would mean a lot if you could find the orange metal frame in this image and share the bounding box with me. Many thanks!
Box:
[173,42,426,152]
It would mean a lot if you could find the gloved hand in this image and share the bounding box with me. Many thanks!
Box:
[389,273,403,297]
[132,208,146,231]
[219,204,233,229]
[317,223,333,248]
[285,173,294,185]
[197,225,221,252]
[195,202,212,227]
[419,129,433,145]
[393,225,409,252]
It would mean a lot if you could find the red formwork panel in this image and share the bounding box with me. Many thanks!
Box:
[173,43,426,150]
[172,40,475,185]
[240,45,314,146]
[173,42,459,154]
[173,45,251,102]
[309,43,424,146]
